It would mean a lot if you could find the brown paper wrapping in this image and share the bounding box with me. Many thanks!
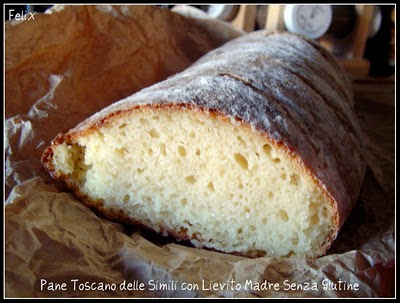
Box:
[5,5,394,298]
[5,4,240,198]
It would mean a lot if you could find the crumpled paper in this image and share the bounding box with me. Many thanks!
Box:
[5,4,240,198]
[5,4,394,298]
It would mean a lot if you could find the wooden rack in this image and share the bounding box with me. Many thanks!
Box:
[230,5,375,77]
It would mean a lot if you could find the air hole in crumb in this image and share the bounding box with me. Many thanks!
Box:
[234,153,248,170]
[280,173,287,180]
[183,220,192,227]
[262,218,267,224]
[233,201,239,207]
[123,195,130,203]
[119,123,127,129]
[322,207,329,218]
[255,177,260,185]
[116,147,127,156]
[181,198,188,206]
[147,148,153,155]
[152,116,159,120]
[137,168,144,174]
[290,173,300,185]
[165,114,173,121]
[219,168,226,177]
[273,158,281,163]
[185,176,196,184]
[278,209,289,222]
[139,118,149,125]
[250,225,256,231]
[309,202,319,212]
[244,207,250,213]
[159,143,167,156]
[207,182,215,191]
[189,131,195,138]
[237,136,247,147]
[148,129,160,138]
[238,183,244,189]
[262,144,272,157]
[237,228,243,234]
[268,192,274,199]
[311,214,320,225]
[195,149,201,156]
[285,250,295,257]
[178,146,186,157]
[255,152,260,159]
[291,236,299,246]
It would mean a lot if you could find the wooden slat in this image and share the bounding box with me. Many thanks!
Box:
[230,5,257,32]
[339,58,370,77]
[265,5,285,31]
[350,5,374,58]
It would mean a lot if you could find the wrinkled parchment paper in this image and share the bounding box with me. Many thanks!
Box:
[5,5,395,298]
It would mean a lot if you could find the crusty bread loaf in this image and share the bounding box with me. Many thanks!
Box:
[42,31,365,258]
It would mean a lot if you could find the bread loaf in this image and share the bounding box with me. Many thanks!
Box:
[42,31,365,258]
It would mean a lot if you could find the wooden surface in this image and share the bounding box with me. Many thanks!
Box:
[352,76,394,106]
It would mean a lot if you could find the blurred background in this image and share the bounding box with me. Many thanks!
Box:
[5,4,395,78]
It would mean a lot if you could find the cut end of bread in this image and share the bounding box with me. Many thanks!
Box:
[45,106,337,258]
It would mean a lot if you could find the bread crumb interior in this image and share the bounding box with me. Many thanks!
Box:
[53,109,334,258]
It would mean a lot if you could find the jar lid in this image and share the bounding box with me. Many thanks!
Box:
[206,5,238,21]
[369,6,382,38]
[284,5,333,39]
